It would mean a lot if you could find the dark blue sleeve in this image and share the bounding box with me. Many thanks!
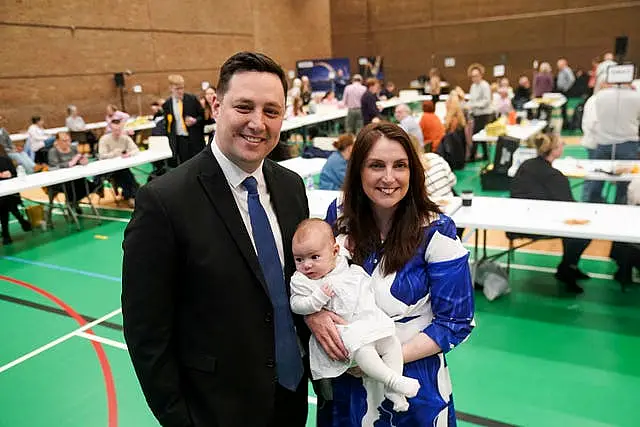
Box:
[422,215,475,353]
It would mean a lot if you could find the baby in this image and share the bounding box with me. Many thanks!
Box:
[290,218,420,411]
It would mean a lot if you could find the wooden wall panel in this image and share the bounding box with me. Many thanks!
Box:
[2,0,151,29]
[332,0,640,91]
[1,0,331,131]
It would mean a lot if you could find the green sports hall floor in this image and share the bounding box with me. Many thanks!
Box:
[0,144,638,427]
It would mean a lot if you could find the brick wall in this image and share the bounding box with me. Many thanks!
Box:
[0,0,331,132]
[331,0,640,91]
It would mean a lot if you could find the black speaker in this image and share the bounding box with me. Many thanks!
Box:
[113,72,125,88]
[615,36,628,59]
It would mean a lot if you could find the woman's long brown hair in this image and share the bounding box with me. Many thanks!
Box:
[336,122,441,275]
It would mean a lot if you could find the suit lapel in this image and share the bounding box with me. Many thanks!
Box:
[196,150,269,295]
[263,161,296,289]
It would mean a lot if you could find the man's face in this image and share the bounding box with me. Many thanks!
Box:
[171,84,185,100]
[394,106,407,122]
[111,121,122,137]
[212,71,285,173]
[471,69,482,84]
[56,133,71,151]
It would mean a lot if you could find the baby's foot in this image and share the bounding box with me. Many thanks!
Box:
[388,376,420,398]
[385,391,410,412]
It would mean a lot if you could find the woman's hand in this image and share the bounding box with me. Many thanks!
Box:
[305,310,349,361]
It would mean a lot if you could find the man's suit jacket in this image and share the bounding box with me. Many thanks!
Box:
[163,94,205,158]
[122,148,310,427]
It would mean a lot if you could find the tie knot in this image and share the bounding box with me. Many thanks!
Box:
[242,176,258,195]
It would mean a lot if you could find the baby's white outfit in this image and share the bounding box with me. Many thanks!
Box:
[290,255,395,379]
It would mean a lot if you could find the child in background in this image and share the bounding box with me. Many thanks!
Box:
[290,219,420,411]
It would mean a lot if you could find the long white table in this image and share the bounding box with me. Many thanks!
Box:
[507,149,640,182]
[10,119,156,142]
[278,157,328,179]
[472,120,547,143]
[0,136,172,198]
[451,196,640,244]
[551,158,640,182]
[523,94,567,110]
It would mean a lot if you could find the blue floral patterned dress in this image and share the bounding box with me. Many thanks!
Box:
[319,199,475,427]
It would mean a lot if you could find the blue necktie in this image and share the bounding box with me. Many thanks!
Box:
[242,176,303,391]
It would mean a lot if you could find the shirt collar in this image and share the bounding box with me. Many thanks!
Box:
[211,136,265,191]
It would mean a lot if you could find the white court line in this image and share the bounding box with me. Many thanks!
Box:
[489,261,613,280]
[76,331,128,350]
[77,214,130,223]
[0,308,122,374]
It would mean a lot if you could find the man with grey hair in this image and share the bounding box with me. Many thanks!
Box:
[394,104,424,147]
[341,74,366,134]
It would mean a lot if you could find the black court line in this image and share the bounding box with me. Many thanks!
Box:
[0,293,123,331]
[1,293,518,426]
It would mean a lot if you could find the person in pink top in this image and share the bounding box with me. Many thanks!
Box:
[105,104,130,133]
[340,74,367,134]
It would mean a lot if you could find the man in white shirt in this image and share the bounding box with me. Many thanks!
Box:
[394,104,424,147]
[585,84,640,203]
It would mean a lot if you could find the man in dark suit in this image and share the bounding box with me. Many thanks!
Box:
[122,52,310,427]
[162,74,205,165]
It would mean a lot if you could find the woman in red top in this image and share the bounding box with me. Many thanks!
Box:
[419,101,445,152]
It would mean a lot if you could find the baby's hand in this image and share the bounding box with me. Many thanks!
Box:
[321,283,334,297]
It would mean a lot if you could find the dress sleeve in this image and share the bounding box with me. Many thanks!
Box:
[422,215,475,353]
[325,198,339,227]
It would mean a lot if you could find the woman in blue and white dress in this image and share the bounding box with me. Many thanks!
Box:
[308,122,475,426]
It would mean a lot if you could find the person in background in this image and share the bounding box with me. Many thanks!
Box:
[0,115,36,173]
[288,78,302,106]
[333,68,348,100]
[419,101,445,153]
[301,76,313,106]
[584,82,640,204]
[341,74,366,134]
[533,62,555,98]
[66,104,98,156]
[286,96,306,119]
[162,74,206,164]
[27,115,56,164]
[319,133,355,190]
[497,77,514,98]
[0,144,32,245]
[493,87,513,116]
[321,90,339,106]
[427,68,442,103]
[203,86,217,144]
[512,75,532,110]
[47,132,92,212]
[511,134,591,293]
[97,119,139,207]
[466,63,493,161]
[595,52,616,93]
[361,78,382,126]
[556,58,576,129]
[394,103,423,147]
[379,81,396,100]
[105,104,130,133]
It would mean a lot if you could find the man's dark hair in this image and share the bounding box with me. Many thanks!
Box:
[216,52,287,99]
[31,115,41,124]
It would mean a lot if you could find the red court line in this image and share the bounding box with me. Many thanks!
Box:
[0,275,118,427]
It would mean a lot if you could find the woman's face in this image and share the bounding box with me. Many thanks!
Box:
[205,88,216,105]
[360,136,410,213]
